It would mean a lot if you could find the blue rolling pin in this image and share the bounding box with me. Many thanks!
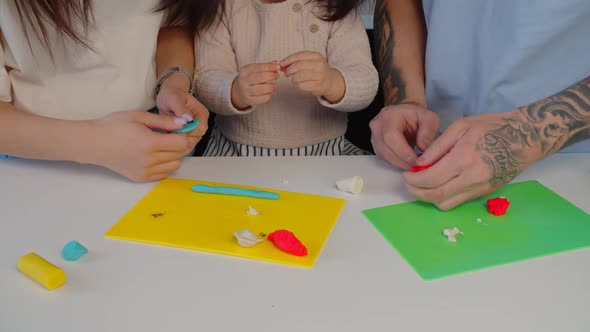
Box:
[192,184,280,200]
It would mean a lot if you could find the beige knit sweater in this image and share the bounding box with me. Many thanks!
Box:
[194,0,378,148]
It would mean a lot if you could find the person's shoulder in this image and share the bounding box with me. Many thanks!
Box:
[225,0,253,18]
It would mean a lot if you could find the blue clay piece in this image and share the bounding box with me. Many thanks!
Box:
[62,240,88,261]
[172,119,200,134]
[191,184,280,200]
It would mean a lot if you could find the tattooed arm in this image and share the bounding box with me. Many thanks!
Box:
[370,0,439,170]
[374,0,426,106]
[478,77,590,185]
[403,76,590,210]
[373,1,590,208]
[516,77,590,155]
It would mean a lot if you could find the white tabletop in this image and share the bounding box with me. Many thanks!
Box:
[1,155,589,332]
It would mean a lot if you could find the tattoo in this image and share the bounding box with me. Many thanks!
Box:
[518,77,590,154]
[374,0,406,105]
[476,77,590,186]
[477,119,536,185]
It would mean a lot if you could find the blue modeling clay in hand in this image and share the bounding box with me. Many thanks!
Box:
[61,240,88,261]
[192,184,280,200]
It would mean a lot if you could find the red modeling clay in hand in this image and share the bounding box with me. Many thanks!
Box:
[268,230,308,256]
[411,164,432,172]
[487,197,511,216]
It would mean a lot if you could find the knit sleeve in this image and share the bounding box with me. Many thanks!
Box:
[193,18,255,116]
[0,33,11,103]
[318,10,379,112]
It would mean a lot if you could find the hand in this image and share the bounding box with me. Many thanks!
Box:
[231,62,281,110]
[370,102,440,170]
[156,81,209,139]
[88,111,199,182]
[403,110,544,210]
[280,51,345,103]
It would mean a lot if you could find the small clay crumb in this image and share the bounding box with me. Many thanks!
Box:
[443,227,464,242]
[246,206,259,216]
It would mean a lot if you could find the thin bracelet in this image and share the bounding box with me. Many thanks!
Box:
[155,66,194,96]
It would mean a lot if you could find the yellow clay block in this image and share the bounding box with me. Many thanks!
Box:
[17,252,66,290]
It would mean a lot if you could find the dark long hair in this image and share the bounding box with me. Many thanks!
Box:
[313,0,366,21]
[13,0,225,51]
[154,0,225,36]
[14,0,94,51]
[14,0,364,51]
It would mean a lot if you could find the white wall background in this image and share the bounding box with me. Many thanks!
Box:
[360,0,375,15]
[359,0,375,29]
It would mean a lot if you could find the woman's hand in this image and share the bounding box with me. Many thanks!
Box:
[88,111,199,182]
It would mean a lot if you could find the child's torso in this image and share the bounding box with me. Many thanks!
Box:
[217,0,349,148]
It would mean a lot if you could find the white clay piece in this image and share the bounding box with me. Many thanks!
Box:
[475,217,488,226]
[181,113,194,122]
[336,176,364,195]
[246,206,259,216]
[282,179,289,185]
[443,227,464,243]
[234,230,263,248]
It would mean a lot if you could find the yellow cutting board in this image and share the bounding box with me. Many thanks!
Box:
[105,178,346,268]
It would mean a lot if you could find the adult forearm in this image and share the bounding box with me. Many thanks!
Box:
[0,102,93,162]
[156,27,195,92]
[518,76,590,155]
[374,0,426,106]
[475,76,590,186]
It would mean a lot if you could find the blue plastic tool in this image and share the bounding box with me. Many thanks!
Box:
[191,184,280,200]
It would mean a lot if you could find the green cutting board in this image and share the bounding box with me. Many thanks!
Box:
[363,180,590,280]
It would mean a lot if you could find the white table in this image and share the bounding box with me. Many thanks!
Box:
[1,155,589,332]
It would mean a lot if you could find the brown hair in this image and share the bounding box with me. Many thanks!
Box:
[14,0,225,52]
[14,0,94,52]
[14,0,365,52]
[313,0,367,21]
[169,0,365,26]
[155,0,225,36]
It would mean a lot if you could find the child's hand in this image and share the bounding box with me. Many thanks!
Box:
[280,51,345,104]
[231,62,281,110]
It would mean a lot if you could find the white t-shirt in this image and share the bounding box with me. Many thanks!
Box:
[0,0,163,120]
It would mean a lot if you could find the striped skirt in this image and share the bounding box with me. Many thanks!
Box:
[203,128,371,157]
